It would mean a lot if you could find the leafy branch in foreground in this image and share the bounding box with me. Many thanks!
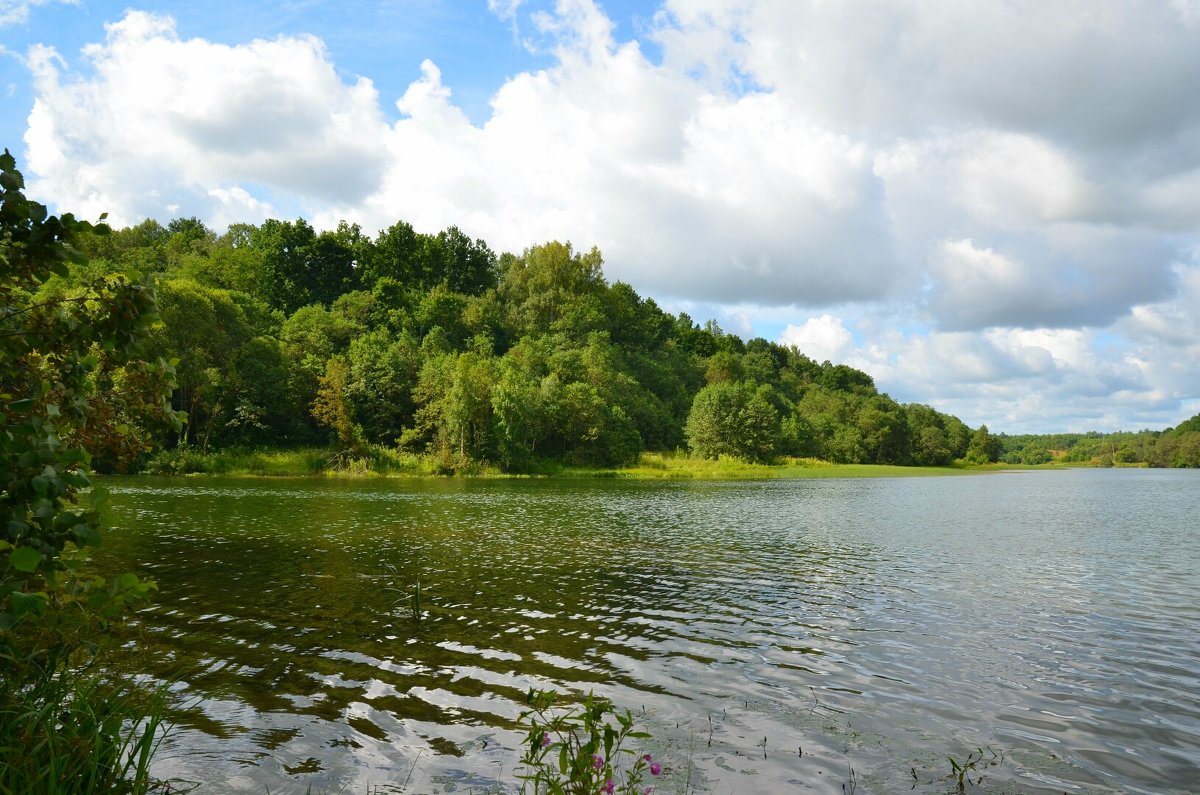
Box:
[518,689,663,795]
[1,147,182,793]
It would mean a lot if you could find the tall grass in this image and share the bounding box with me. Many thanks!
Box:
[141,445,508,478]
[139,445,983,480]
[0,663,168,795]
[559,452,978,479]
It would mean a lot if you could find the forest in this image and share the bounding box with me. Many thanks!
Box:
[31,214,1015,474]
[999,419,1200,468]
[26,208,1199,473]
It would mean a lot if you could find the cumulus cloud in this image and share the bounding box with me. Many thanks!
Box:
[24,4,899,306]
[14,0,1200,430]
[24,11,390,225]
[779,315,854,364]
[658,0,1200,150]
[818,324,1170,432]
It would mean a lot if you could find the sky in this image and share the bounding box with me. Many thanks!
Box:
[3,0,1199,434]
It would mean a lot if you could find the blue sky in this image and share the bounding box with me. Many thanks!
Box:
[3,0,1200,433]
[3,1,535,141]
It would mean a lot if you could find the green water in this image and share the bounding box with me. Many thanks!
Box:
[95,470,1200,793]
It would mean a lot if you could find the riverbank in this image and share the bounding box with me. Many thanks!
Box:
[135,446,1040,479]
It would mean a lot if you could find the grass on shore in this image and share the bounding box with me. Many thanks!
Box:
[540,452,982,479]
[137,446,1009,479]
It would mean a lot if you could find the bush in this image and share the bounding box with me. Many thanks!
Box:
[1,148,177,793]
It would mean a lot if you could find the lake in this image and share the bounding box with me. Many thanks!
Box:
[93,469,1200,793]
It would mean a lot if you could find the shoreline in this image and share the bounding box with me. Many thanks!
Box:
[116,448,1071,480]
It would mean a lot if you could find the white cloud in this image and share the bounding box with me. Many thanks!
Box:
[0,0,74,28]
[24,11,390,225]
[14,0,1200,432]
[778,315,854,364]
[1173,0,1200,27]
[657,0,1200,150]
[487,0,524,23]
[24,5,900,307]
[874,130,1182,330]
[804,324,1167,432]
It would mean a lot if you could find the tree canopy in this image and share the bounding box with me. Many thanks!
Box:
[36,196,1196,474]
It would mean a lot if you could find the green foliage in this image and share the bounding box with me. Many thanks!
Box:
[0,665,167,795]
[253,218,363,314]
[962,424,1003,465]
[54,194,1147,475]
[312,355,365,455]
[685,382,779,463]
[142,446,338,476]
[360,221,497,296]
[499,241,607,341]
[999,423,1193,468]
[51,189,1200,476]
[518,689,661,795]
[1,148,176,793]
[1020,445,1052,465]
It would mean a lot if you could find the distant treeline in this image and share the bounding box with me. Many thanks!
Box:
[999,417,1200,468]
[32,216,1102,472]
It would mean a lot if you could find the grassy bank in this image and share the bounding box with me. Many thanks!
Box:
[137,446,1014,479]
[538,452,986,479]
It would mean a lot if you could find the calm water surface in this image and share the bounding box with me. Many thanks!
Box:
[94,469,1200,793]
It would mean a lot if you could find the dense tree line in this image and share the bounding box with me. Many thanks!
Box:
[1000,417,1200,468]
[39,215,992,472]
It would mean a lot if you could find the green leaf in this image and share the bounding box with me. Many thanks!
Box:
[7,399,35,412]
[90,484,111,509]
[8,591,47,619]
[73,524,100,547]
[10,546,42,573]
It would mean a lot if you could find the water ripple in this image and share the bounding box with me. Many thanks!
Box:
[95,470,1200,794]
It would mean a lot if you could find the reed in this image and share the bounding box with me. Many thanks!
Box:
[0,664,168,795]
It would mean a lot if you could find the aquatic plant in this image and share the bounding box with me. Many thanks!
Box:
[517,689,662,795]
[0,665,168,794]
[946,747,1002,792]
